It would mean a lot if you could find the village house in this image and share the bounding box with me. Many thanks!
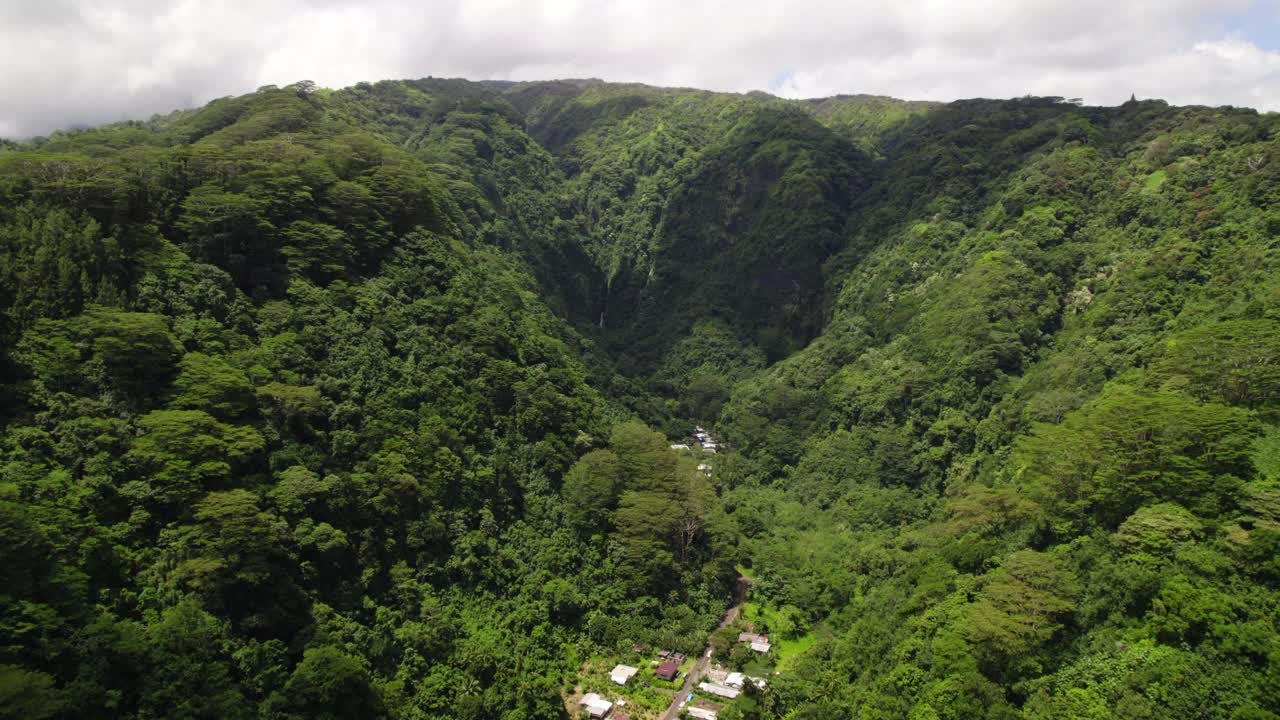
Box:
[610,664,639,686]
[737,632,768,644]
[722,671,767,690]
[750,640,772,653]
[698,681,740,700]
[580,693,612,719]
[688,708,718,720]
[655,660,680,681]
[671,443,690,450]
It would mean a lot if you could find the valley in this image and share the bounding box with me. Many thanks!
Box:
[1,77,1279,719]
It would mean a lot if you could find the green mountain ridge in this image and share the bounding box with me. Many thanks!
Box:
[1,78,1278,719]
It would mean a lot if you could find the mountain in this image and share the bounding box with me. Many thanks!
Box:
[1,78,1278,720]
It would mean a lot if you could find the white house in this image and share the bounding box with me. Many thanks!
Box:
[580,693,612,719]
[610,664,639,686]
[724,672,745,689]
[671,444,690,451]
[750,641,772,653]
[698,681,740,699]
[689,708,718,720]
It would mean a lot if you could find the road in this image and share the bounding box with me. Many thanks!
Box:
[660,576,751,720]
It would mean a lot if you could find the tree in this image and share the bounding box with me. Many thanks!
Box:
[175,490,306,638]
[255,382,326,437]
[0,665,63,720]
[964,550,1079,675]
[280,646,385,720]
[138,599,250,720]
[1015,384,1257,530]
[1153,320,1280,409]
[172,352,255,419]
[17,307,180,402]
[560,449,621,531]
[124,410,264,511]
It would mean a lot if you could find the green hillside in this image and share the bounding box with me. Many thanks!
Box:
[1,79,1278,720]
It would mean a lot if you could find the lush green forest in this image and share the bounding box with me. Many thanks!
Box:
[1,77,1278,719]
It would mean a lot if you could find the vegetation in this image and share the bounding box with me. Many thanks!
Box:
[1,78,1278,719]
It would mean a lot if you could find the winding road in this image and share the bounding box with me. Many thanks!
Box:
[660,576,751,720]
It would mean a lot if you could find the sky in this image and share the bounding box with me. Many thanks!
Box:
[1,0,1278,138]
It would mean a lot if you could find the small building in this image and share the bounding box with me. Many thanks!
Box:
[671,443,690,450]
[724,672,745,689]
[738,632,768,644]
[750,641,772,653]
[580,693,612,719]
[610,664,639,686]
[656,660,680,681]
[688,708,718,720]
[698,681,740,699]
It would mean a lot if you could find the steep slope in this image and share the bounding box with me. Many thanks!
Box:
[721,98,1280,718]
[490,82,927,408]
[0,82,737,720]
[3,79,1280,720]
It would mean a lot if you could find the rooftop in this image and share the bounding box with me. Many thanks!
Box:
[610,664,639,685]
[656,660,680,679]
[698,681,741,699]
[580,692,613,718]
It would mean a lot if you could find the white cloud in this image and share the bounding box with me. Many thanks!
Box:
[0,0,1277,138]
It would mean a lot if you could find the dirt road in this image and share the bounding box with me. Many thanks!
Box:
[660,576,751,720]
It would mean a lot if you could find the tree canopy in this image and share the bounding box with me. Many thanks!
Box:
[2,79,1279,719]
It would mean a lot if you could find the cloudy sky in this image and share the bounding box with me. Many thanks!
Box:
[2,0,1277,138]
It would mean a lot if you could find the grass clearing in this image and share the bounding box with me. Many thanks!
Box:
[1143,169,1167,193]
[739,601,817,672]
